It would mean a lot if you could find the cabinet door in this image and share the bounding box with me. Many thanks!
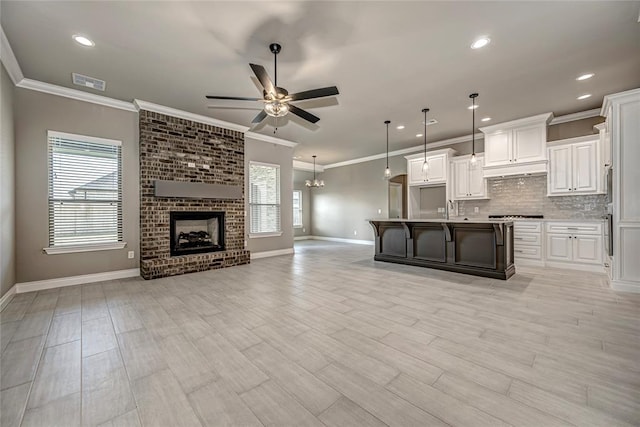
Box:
[484,132,512,167]
[574,235,602,264]
[546,233,573,261]
[451,160,469,199]
[467,159,485,197]
[513,125,546,163]
[572,141,597,193]
[408,159,426,185]
[426,154,447,183]
[548,145,572,194]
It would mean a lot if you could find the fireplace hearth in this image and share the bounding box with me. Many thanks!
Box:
[170,211,225,256]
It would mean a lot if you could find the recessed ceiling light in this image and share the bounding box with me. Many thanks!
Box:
[576,73,594,81]
[577,94,592,100]
[471,37,491,49]
[396,125,405,130]
[468,104,479,110]
[416,133,423,138]
[481,117,491,122]
[73,34,95,47]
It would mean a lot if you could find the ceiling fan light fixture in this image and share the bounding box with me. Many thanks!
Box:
[264,100,290,117]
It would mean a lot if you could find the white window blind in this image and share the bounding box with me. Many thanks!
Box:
[293,190,303,228]
[249,162,281,234]
[48,131,123,247]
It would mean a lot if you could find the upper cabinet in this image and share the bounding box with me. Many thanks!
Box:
[450,155,488,200]
[405,149,456,186]
[480,113,553,178]
[547,136,600,196]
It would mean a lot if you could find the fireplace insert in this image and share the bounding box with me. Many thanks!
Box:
[169,211,225,256]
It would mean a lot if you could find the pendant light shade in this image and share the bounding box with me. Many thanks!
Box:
[469,93,479,164]
[305,155,324,188]
[422,108,430,174]
[384,120,391,179]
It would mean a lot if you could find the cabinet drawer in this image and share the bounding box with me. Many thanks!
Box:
[514,233,541,246]
[514,222,541,233]
[514,246,542,259]
[546,222,602,235]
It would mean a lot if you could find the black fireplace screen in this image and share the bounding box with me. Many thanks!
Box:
[170,211,225,256]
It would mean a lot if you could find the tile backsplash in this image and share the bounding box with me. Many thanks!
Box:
[456,175,607,220]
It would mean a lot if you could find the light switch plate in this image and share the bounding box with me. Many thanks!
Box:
[127,251,134,259]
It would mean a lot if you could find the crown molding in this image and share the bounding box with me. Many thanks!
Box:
[133,99,247,132]
[293,160,324,172]
[245,131,297,148]
[18,79,138,111]
[0,26,24,84]
[549,108,601,125]
[324,132,483,169]
[601,87,640,117]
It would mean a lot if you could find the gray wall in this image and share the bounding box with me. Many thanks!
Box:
[293,170,313,237]
[1,64,15,297]
[14,89,139,282]
[245,136,294,253]
[548,116,603,141]
[312,155,406,241]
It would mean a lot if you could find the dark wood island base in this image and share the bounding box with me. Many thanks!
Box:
[369,219,515,280]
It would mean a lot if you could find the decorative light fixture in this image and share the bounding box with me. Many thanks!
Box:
[72,35,95,47]
[421,108,430,174]
[305,155,324,188]
[384,120,391,179]
[264,99,289,118]
[469,93,479,164]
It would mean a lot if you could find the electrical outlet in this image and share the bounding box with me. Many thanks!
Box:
[377,209,382,214]
[203,164,210,170]
[188,162,196,168]
[353,230,358,236]
[127,251,134,259]
[474,207,479,213]
[302,228,306,232]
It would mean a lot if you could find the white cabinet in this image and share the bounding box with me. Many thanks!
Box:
[514,221,543,265]
[480,113,553,178]
[450,155,487,200]
[405,149,456,186]
[548,138,599,196]
[545,222,602,267]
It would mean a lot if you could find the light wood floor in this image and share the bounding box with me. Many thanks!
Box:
[2,241,640,427]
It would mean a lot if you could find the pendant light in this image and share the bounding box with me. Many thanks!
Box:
[384,120,391,179]
[469,93,479,164]
[305,155,324,188]
[421,108,430,174]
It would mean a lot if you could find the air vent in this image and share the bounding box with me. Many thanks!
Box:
[72,73,106,91]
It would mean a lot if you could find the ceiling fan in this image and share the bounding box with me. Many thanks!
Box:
[206,43,339,126]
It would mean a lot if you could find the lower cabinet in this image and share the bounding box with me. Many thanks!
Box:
[514,221,543,265]
[545,222,603,268]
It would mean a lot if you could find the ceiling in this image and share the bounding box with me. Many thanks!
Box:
[2,1,640,164]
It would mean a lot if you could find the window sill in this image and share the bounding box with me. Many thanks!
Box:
[43,242,127,255]
[249,232,283,239]
[293,225,304,229]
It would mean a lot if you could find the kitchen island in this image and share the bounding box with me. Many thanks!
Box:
[368,219,515,279]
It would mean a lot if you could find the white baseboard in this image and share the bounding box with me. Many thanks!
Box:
[14,268,140,294]
[308,236,374,246]
[611,280,640,293]
[294,236,313,241]
[250,248,295,260]
[0,285,17,312]
[544,261,604,274]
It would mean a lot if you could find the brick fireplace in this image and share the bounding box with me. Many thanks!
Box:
[139,110,250,279]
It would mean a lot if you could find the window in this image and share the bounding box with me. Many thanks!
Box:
[46,131,124,252]
[293,190,303,228]
[249,162,281,236]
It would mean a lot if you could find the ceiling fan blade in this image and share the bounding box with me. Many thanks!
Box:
[251,110,268,124]
[289,86,339,102]
[205,95,261,101]
[249,64,276,96]
[289,104,320,124]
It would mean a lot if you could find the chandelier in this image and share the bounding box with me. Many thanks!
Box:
[305,155,324,188]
